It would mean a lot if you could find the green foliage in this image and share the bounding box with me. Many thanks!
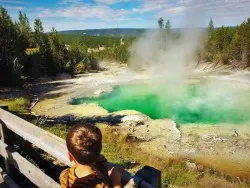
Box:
[208,18,214,38]
[230,19,250,66]
[25,48,40,55]
[61,34,132,64]
[1,4,249,87]
[68,39,87,69]
[215,51,230,65]
[40,123,68,139]
[17,11,33,46]
[34,18,44,45]
[67,39,101,71]
[0,6,101,86]
[158,17,164,29]
[0,7,25,85]
[75,62,85,73]
[162,162,196,186]
[0,97,30,114]
[201,18,250,67]
[48,27,69,72]
[61,34,135,48]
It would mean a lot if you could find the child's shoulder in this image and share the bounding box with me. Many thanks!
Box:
[59,167,70,180]
[60,166,75,178]
[59,167,75,187]
[59,166,110,188]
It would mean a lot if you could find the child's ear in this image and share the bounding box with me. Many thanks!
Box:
[68,152,74,162]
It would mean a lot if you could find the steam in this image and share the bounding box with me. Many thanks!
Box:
[129,1,204,84]
[128,5,205,106]
[129,29,202,83]
[126,5,250,125]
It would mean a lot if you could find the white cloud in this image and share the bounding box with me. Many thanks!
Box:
[94,0,119,4]
[38,3,129,21]
[167,6,185,14]
[157,0,250,21]
[4,6,24,10]
[132,0,169,13]
[17,0,250,31]
[94,0,133,5]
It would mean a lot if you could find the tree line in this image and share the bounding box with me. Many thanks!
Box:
[0,7,100,86]
[201,18,250,66]
[0,6,133,86]
[1,6,249,86]
[158,17,250,67]
[62,35,132,64]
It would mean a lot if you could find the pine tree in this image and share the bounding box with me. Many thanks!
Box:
[245,18,250,66]
[208,18,214,38]
[33,19,57,75]
[48,27,68,71]
[165,19,171,34]
[34,19,44,46]
[158,17,164,29]
[17,11,33,46]
[0,7,23,85]
[68,39,88,70]
[202,18,215,61]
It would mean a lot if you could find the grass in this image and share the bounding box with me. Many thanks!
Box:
[2,97,248,187]
[0,97,30,114]
[39,123,249,187]
[40,123,68,139]
[193,156,250,181]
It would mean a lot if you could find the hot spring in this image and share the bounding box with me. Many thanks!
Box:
[71,83,250,124]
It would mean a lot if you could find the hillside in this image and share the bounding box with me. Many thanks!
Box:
[59,28,147,37]
[59,28,184,37]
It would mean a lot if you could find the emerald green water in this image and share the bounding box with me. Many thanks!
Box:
[71,84,250,124]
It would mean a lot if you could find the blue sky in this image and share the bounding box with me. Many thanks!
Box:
[1,0,250,32]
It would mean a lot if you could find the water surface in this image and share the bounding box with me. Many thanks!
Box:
[71,84,250,124]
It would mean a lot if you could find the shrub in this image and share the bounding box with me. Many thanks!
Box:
[0,97,30,114]
[74,62,85,73]
[216,52,230,65]
[25,48,40,55]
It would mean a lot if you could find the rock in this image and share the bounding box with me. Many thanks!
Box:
[121,114,149,123]
[136,121,144,126]
[170,120,181,140]
[232,130,239,137]
[201,134,226,143]
[186,160,197,171]
[94,90,104,95]
[197,164,204,172]
[212,137,227,143]
[126,134,146,143]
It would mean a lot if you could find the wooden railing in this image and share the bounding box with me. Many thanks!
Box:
[0,106,161,188]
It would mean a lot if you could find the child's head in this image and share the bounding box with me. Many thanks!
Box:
[66,124,102,165]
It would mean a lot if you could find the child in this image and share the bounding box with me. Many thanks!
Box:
[60,124,123,188]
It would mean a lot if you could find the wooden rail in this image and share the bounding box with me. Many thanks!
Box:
[0,107,160,188]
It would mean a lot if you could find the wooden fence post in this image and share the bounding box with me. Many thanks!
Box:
[0,105,15,177]
[136,166,161,188]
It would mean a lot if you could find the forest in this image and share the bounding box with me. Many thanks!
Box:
[157,17,250,67]
[0,6,250,86]
[0,6,133,86]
